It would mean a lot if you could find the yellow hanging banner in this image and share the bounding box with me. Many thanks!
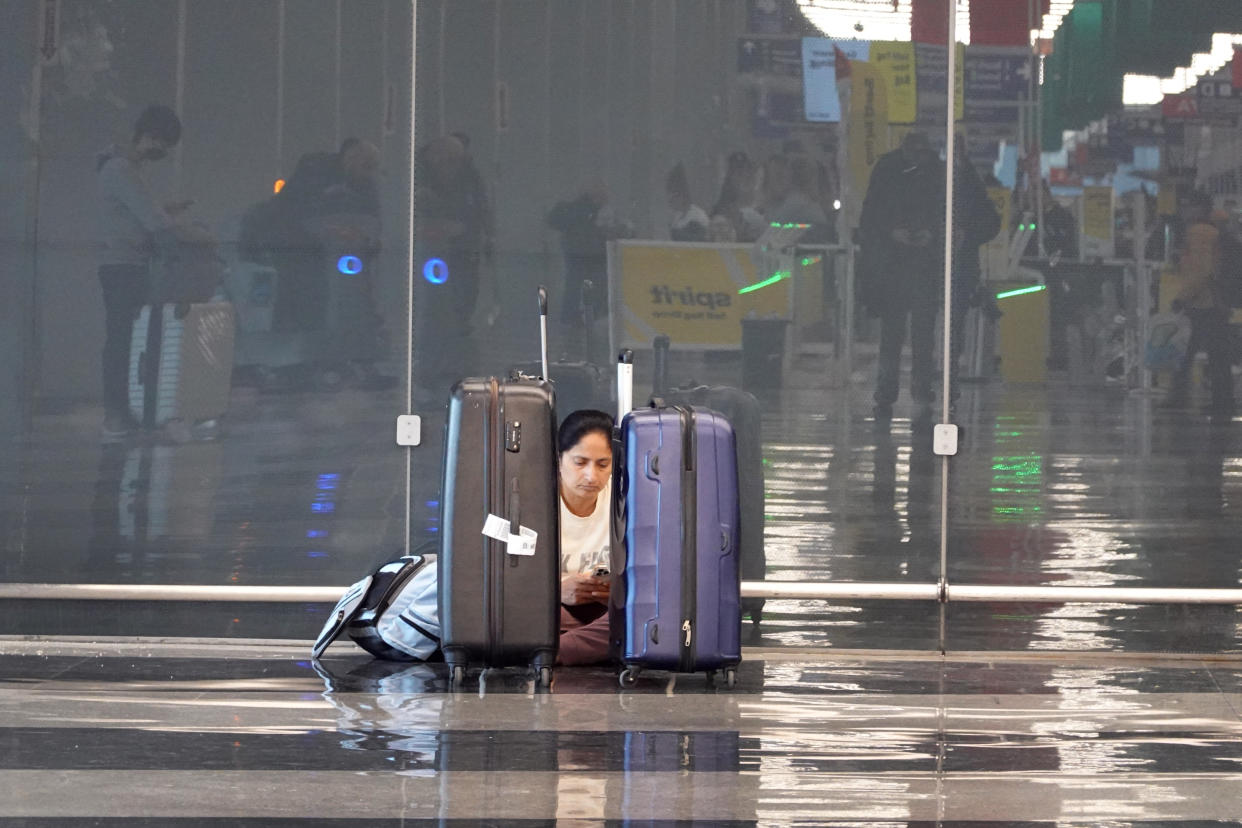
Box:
[982,186,1013,278]
[986,186,1012,234]
[870,41,917,124]
[848,60,891,199]
[1082,186,1115,258]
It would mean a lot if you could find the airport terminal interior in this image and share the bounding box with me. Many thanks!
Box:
[4,0,1242,823]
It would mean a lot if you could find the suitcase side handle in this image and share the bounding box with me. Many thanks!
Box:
[508,477,521,568]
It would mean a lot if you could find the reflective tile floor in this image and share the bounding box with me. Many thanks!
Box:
[2,637,1241,824]
[3,349,1241,653]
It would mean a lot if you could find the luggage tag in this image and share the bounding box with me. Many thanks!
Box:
[481,514,538,556]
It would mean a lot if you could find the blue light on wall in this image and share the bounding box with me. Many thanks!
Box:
[337,255,363,275]
[423,258,449,284]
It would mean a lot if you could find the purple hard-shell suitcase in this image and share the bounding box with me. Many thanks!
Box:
[614,358,742,687]
[438,289,560,687]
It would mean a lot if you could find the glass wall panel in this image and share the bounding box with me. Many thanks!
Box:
[411,0,942,652]
[1,0,415,636]
[942,0,1242,653]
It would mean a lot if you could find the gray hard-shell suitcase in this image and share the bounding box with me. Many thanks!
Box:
[438,287,560,687]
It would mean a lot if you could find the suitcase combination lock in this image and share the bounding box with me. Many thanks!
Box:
[505,420,521,452]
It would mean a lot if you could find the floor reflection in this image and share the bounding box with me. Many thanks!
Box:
[4,644,1241,822]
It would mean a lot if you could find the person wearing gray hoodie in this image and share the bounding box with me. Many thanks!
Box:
[95,104,186,438]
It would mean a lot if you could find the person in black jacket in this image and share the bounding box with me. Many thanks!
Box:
[858,132,999,420]
[547,180,615,324]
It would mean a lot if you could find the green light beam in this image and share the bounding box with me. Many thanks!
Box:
[996,284,1047,300]
[738,271,790,294]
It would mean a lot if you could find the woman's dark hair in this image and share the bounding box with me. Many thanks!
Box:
[133,105,182,146]
[558,409,614,454]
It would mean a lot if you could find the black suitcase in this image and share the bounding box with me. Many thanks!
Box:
[438,287,560,687]
[511,279,608,421]
[652,335,767,624]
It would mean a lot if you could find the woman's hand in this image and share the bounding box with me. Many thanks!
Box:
[561,573,610,606]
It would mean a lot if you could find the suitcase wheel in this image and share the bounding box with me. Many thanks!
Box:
[724,668,737,691]
[450,665,466,687]
[619,667,639,688]
[537,666,553,688]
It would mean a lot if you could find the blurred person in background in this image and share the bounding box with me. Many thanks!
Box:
[547,178,630,325]
[710,151,765,243]
[857,130,944,421]
[759,153,792,219]
[449,131,495,263]
[417,134,488,326]
[665,163,709,242]
[413,134,490,389]
[96,104,208,439]
[769,155,831,243]
[1164,190,1234,419]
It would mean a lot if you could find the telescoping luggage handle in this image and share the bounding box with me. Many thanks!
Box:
[652,334,671,398]
[537,285,550,380]
[617,348,633,422]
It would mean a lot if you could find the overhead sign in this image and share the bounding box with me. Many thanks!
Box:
[737,37,802,77]
[915,43,965,122]
[964,47,1032,102]
[801,39,881,124]
[748,0,786,35]
[1196,78,1235,100]
[964,103,1022,124]
[608,242,792,351]
[754,88,804,131]
[1195,77,1242,118]
[802,38,841,122]
[1162,93,1199,120]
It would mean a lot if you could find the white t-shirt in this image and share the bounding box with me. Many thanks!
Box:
[670,204,710,239]
[560,479,612,575]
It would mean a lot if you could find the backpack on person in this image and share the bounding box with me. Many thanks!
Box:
[1215,229,1242,308]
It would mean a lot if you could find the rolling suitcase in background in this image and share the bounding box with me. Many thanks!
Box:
[510,279,609,420]
[224,261,314,385]
[128,302,235,430]
[652,334,767,624]
[613,350,742,688]
[438,286,560,687]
